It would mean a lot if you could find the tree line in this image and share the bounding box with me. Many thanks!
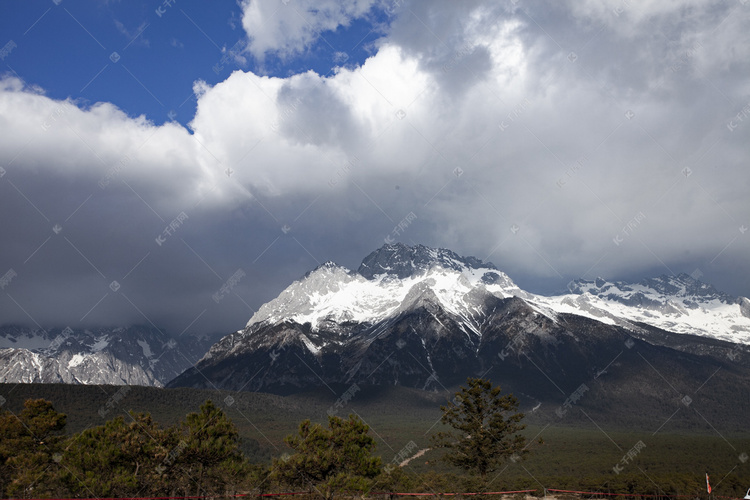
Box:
[0,378,742,499]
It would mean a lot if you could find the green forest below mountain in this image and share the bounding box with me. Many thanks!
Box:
[0,383,748,499]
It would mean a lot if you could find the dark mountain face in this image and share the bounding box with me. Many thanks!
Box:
[568,273,737,305]
[168,289,750,425]
[357,243,495,279]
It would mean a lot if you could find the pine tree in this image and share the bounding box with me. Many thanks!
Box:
[173,400,247,497]
[431,377,527,478]
[273,414,382,499]
[0,399,67,498]
[61,411,173,498]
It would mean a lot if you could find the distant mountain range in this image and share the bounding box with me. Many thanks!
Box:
[168,243,750,416]
[0,325,213,386]
[559,274,750,342]
[3,242,749,414]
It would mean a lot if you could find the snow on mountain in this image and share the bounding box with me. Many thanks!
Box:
[241,243,750,359]
[0,325,56,351]
[8,243,745,393]
[245,244,522,334]
[137,339,154,358]
[0,325,212,386]
[170,243,750,396]
[535,274,750,344]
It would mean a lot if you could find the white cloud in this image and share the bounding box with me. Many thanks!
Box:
[563,0,750,83]
[0,78,208,212]
[240,0,378,60]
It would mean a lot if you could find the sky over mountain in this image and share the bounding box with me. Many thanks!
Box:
[0,0,748,335]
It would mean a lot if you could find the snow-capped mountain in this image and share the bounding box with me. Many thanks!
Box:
[169,243,750,396]
[0,325,212,386]
[537,275,750,344]
[245,245,521,334]
[239,245,750,347]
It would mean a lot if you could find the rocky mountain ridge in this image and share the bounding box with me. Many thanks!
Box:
[169,243,750,399]
[0,325,212,386]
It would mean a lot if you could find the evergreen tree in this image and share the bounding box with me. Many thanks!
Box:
[273,414,382,499]
[0,399,67,498]
[172,400,248,497]
[61,411,173,498]
[431,377,527,478]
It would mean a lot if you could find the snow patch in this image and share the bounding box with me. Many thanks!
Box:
[68,354,85,368]
[137,339,153,358]
[91,338,109,352]
[0,332,55,351]
[299,334,321,355]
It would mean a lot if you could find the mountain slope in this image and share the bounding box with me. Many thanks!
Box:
[0,325,212,386]
[538,274,750,344]
[169,243,750,407]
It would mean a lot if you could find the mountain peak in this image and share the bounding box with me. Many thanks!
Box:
[303,260,349,278]
[357,243,496,279]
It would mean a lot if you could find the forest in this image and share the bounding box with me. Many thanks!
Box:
[1,379,748,500]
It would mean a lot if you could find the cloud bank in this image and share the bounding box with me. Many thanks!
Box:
[1,0,748,334]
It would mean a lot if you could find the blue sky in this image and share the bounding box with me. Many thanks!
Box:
[1,0,384,126]
[1,0,749,335]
